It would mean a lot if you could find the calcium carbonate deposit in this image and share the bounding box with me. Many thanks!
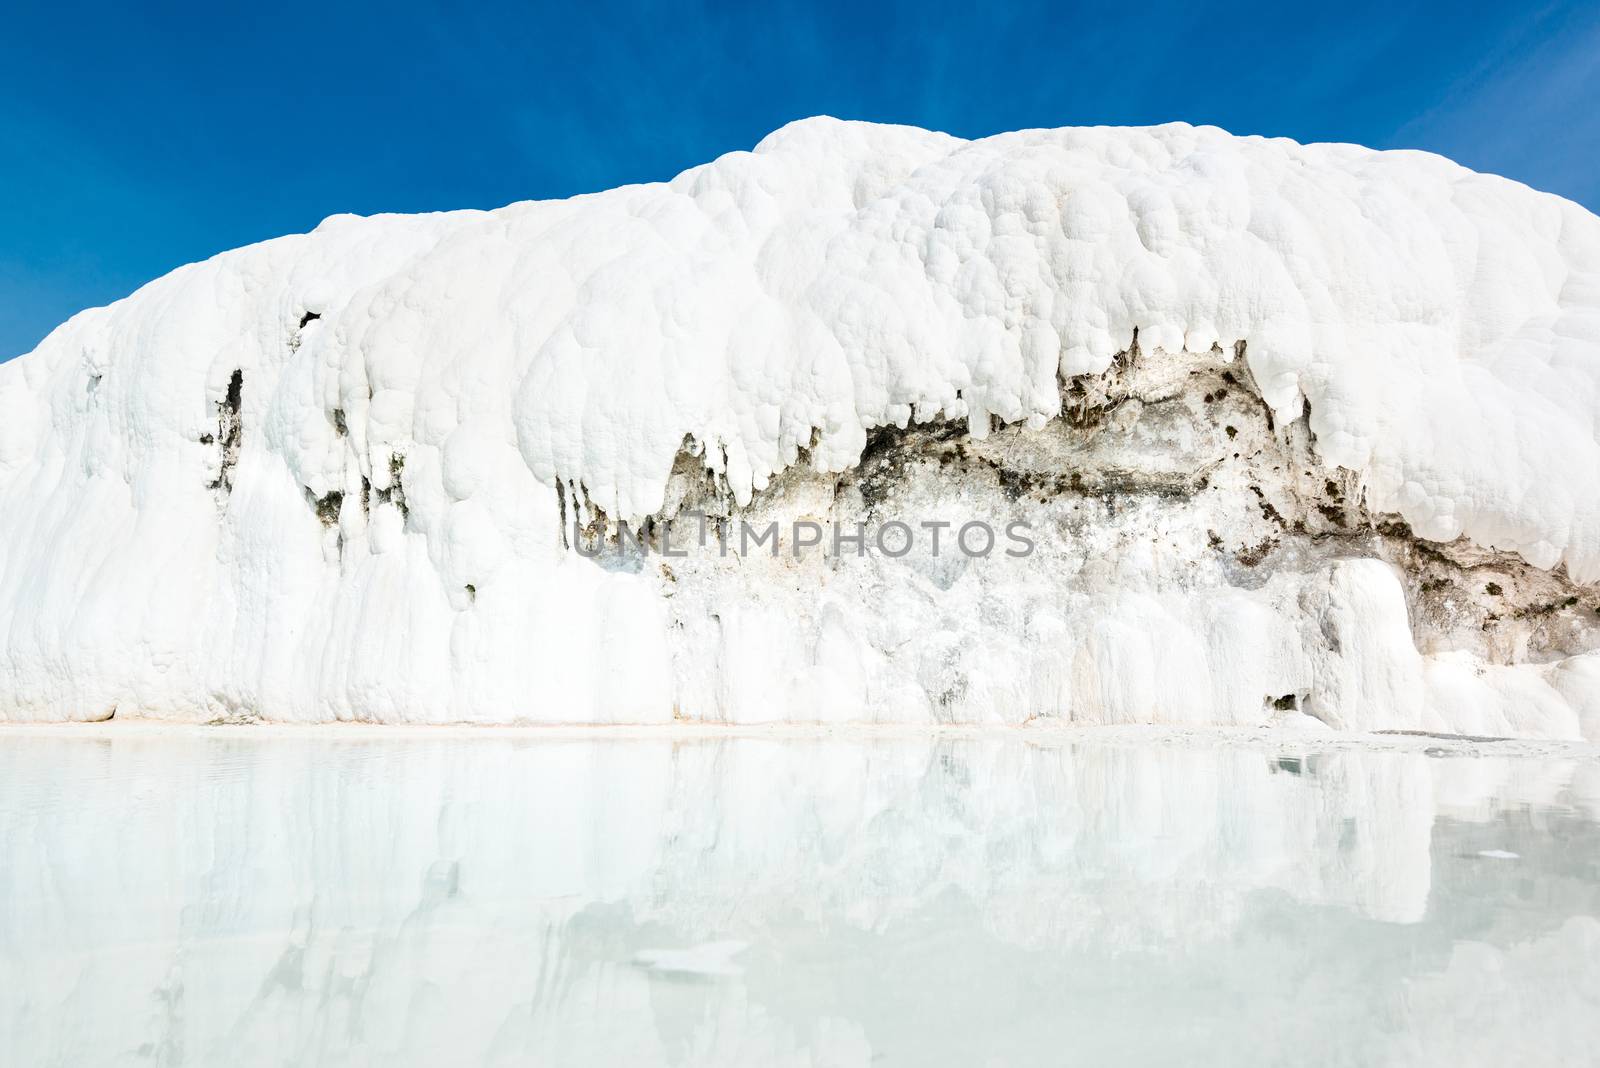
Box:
[2,118,1599,731]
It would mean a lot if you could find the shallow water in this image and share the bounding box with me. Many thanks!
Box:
[2,734,1598,1067]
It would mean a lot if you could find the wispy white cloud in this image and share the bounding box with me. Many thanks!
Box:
[1390,2,1600,207]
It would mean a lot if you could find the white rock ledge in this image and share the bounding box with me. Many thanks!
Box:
[1,118,1598,731]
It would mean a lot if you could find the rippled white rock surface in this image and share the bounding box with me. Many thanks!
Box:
[2,119,1598,728]
[3,731,1597,1065]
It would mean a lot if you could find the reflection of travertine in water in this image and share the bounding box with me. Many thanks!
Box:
[0,735,1597,1066]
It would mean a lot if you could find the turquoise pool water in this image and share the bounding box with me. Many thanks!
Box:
[3,732,1598,1066]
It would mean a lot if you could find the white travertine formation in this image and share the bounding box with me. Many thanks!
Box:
[2,119,1598,728]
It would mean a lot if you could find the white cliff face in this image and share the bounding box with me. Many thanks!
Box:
[1,118,1599,727]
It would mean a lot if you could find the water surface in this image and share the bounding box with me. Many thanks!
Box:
[3,733,1598,1066]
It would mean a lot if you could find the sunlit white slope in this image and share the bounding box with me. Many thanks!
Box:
[1,118,1598,726]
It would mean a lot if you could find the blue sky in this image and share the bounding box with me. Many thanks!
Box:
[3,0,1597,360]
